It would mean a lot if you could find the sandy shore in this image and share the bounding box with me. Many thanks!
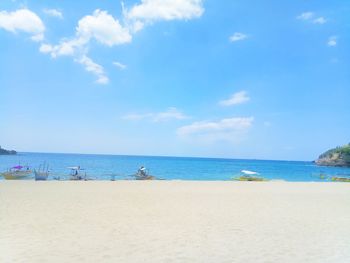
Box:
[1,181,350,262]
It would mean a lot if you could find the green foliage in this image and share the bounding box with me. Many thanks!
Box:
[0,146,17,155]
[319,143,350,165]
[339,145,350,155]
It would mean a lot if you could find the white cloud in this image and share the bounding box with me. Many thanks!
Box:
[125,0,204,22]
[31,33,44,42]
[113,61,127,70]
[177,117,254,142]
[77,9,132,47]
[124,0,204,33]
[312,17,327,24]
[39,43,52,53]
[327,36,337,47]
[41,9,132,58]
[131,20,145,33]
[40,9,131,84]
[39,1,204,84]
[153,107,189,122]
[178,117,253,135]
[219,91,250,106]
[122,113,153,121]
[296,12,314,20]
[76,55,109,84]
[43,8,63,19]
[229,32,247,42]
[0,9,45,42]
[297,12,327,25]
[123,107,189,122]
[39,39,83,58]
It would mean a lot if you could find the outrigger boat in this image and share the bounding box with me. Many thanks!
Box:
[34,163,50,181]
[331,176,350,182]
[134,166,156,180]
[68,166,88,180]
[1,165,32,180]
[233,170,267,181]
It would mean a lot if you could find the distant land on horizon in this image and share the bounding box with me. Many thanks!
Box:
[0,146,17,155]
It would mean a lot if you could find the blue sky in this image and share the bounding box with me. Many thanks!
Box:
[0,0,349,160]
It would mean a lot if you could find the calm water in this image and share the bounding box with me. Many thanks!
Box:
[1,152,350,181]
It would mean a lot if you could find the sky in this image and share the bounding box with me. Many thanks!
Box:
[0,0,349,161]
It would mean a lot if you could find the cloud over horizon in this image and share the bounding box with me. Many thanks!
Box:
[177,117,254,143]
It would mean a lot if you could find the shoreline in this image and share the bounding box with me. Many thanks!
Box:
[1,179,349,184]
[1,181,350,262]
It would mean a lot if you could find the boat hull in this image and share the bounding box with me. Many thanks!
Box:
[34,171,49,181]
[2,171,31,180]
[69,175,86,180]
[135,175,155,180]
[233,176,267,181]
[331,177,350,182]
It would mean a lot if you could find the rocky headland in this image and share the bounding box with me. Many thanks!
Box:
[0,146,17,155]
[316,143,350,167]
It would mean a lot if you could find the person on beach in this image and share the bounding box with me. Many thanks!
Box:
[138,166,147,177]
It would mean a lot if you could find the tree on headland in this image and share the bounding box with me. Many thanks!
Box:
[316,143,350,167]
[0,146,17,155]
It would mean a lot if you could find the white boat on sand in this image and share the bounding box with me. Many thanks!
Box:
[232,170,267,181]
[241,170,260,175]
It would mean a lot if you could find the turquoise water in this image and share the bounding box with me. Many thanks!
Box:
[1,152,350,181]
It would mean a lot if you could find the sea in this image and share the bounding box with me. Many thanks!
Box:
[1,152,350,181]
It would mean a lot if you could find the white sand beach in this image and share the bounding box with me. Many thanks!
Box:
[1,181,350,263]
